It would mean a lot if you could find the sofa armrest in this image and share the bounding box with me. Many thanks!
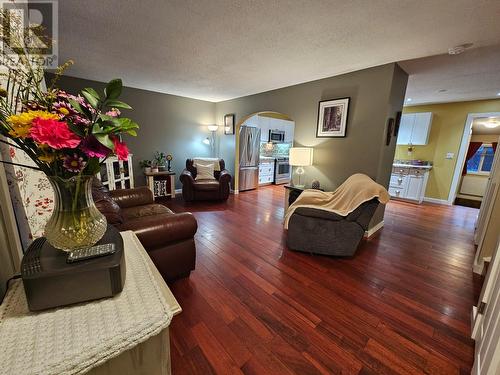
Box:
[180,169,195,185]
[110,186,154,208]
[219,169,231,183]
[120,212,198,250]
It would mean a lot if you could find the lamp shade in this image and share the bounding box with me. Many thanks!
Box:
[207,124,219,131]
[289,147,313,166]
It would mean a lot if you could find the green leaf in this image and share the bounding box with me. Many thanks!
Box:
[82,87,100,100]
[104,99,132,110]
[85,157,101,175]
[81,90,99,109]
[95,134,115,150]
[68,98,84,114]
[68,121,85,137]
[126,129,137,136]
[91,122,107,135]
[104,79,122,100]
[68,98,92,119]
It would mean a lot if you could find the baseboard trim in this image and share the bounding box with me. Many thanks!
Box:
[423,197,450,205]
[473,261,484,275]
[364,220,384,238]
[231,189,239,194]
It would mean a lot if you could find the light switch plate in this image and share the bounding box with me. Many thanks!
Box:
[446,152,454,159]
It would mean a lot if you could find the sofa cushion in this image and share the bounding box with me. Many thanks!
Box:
[121,204,173,221]
[194,163,216,180]
[192,179,220,191]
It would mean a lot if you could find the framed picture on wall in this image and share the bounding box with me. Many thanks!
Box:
[316,97,350,138]
[224,114,235,135]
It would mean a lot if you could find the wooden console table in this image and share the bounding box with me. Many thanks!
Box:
[0,231,181,375]
[145,171,176,199]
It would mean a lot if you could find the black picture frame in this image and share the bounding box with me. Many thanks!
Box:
[386,118,394,146]
[394,111,402,137]
[316,97,350,138]
[224,114,235,135]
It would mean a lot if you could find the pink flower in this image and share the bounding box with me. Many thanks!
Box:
[106,108,121,117]
[30,118,81,149]
[81,136,111,158]
[63,153,86,172]
[112,136,129,160]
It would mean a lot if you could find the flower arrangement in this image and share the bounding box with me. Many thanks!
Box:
[0,21,139,250]
[0,70,138,177]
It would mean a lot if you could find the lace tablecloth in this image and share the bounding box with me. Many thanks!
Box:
[0,231,175,375]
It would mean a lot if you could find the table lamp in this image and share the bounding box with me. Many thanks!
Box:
[289,147,313,188]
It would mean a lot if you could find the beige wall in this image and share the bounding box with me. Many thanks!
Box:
[395,100,500,200]
[471,134,500,143]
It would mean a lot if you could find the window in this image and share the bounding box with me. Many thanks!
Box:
[467,144,494,174]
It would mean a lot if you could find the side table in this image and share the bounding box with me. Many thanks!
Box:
[0,231,181,375]
[145,171,176,199]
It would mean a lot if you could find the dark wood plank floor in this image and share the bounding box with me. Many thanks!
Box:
[163,185,482,374]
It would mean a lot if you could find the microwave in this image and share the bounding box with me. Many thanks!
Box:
[269,129,285,143]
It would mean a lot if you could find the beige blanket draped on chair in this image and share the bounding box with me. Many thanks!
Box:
[284,173,390,228]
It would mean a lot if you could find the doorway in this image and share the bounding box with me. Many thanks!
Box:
[449,112,500,206]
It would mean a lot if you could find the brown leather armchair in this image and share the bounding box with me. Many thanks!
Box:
[92,179,197,280]
[180,159,231,201]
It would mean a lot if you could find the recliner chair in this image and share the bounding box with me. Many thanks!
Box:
[286,198,379,257]
[180,158,231,201]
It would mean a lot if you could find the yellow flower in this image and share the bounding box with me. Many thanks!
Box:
[38,145,56,163]
[7,110,59,138]
[58,107,69,116]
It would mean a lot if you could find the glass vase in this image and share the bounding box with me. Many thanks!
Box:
[45,175,107,252]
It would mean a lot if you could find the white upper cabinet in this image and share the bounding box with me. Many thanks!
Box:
[258,116,270,142]
[396,112,432,145]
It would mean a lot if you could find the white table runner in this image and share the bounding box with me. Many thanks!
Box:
[0,232,174,375]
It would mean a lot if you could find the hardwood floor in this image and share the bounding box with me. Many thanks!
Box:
[163,185,482,374]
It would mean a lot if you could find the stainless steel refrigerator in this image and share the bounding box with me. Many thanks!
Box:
[238,125,261,191]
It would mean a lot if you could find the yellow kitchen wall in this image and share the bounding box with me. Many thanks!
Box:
[394,99,500,200]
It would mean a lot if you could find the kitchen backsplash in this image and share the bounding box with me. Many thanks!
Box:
[260,142,291,157]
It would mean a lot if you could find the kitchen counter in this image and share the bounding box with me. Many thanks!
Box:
[393,163,432,169]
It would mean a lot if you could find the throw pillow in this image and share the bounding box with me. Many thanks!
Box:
[195,163,216,180]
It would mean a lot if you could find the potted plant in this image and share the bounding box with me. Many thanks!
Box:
[139,159,152,173]
[0,55,139,251]
[154,151,167,171]
[151,163,159,173]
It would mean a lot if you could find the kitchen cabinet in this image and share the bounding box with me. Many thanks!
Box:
[396,112,432,145]
[258,159,275,185]
[258,116,270,142]
[389,165,430,204]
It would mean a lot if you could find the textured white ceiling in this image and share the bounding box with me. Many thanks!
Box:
[400,44,500,106]
[57,0,500,102]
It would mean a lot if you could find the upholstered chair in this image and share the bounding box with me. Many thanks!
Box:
[180,159,231,201]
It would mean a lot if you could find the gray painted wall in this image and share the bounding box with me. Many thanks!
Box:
[215,63,408,225]
[47,74,216,188]
[49,63,407,226]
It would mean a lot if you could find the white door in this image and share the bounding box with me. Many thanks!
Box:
[411,112,432,145]
[396,114,415,145]
[406,175,424,201]
[472,238,500,375]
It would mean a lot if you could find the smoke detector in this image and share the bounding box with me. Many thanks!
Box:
[448,43,473,55]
